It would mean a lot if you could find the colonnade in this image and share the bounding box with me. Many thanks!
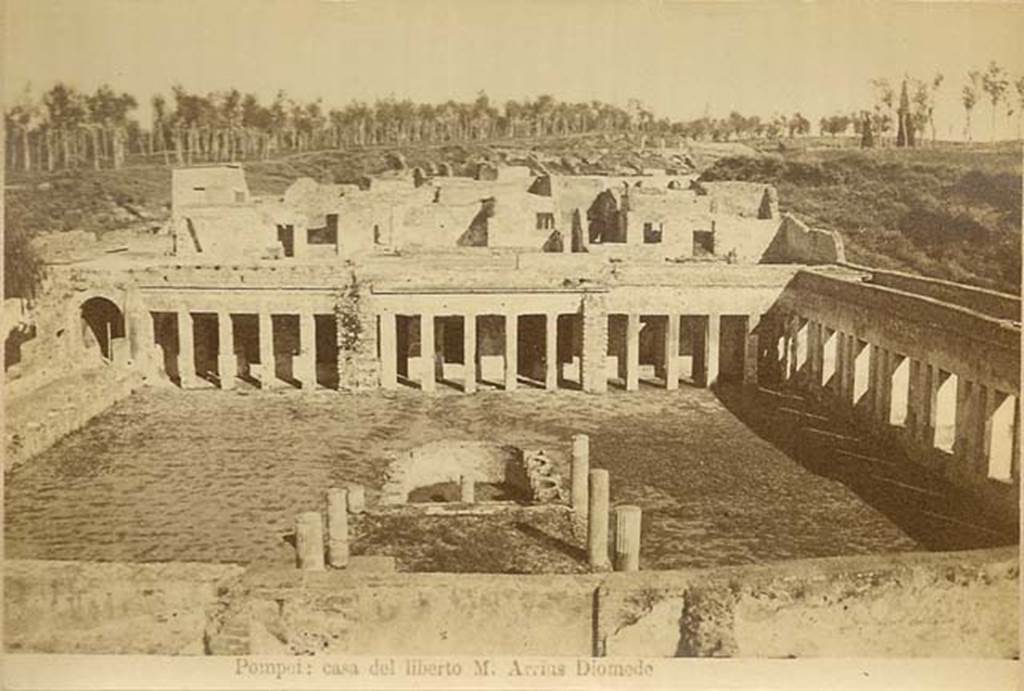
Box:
[377,310,761,393]
[159,308,323,390]
[775,313,1019,485]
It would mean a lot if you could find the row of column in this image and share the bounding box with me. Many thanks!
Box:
[780,313,1019,483]
[172,309,318,390]
[379,311,760,393]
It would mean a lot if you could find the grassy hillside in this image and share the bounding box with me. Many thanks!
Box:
[700,142,1022,294]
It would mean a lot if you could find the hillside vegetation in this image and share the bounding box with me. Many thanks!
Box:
[700,142,1022,293]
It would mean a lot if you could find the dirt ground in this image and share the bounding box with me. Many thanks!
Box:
[4,385,920,572]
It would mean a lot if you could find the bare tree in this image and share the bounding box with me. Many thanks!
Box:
[981,60,1009,142]
[962,70,981,141]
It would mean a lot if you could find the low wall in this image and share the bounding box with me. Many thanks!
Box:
[6,547,1017,658]
[598,546,1019,658]
[4,366,141,471]
[842,264,1021,322]
[4,560,244,654]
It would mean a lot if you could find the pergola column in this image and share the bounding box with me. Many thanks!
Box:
[177,309,197,389]
[625,313,640,392]
[545,312,558,391]
[743,312,759,387]
[217,311,236,390]
[379,312,398,390]
[504,313,518,392]
[296,312,317,389]
[464,313,477,393]
[664,315,680,390]
[421,313,436,393]
[705,313,721,388]
[259,310,276,389]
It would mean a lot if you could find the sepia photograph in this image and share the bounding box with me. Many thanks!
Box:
[1,0,1022,688]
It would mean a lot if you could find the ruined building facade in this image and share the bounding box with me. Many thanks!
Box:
[8,164,1020,527]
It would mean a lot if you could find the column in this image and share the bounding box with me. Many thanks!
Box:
[571,433,590,519]
[706,314,720,388]
[464,313,477,393]
[876,349,893,424]
[906,359,923,439]
[258,310,276,389]
[954,379,973,460]
[326,488,349,569]
[545,312,558,391]
[177,309,197,388]
[923,364,940,446]
[664,315,680,390]
[744,313,760,387]
[379,312,398,390]
[581,295,608,394]
[297,312,317,389]
[295,512,325,571]
[587,469,611,571]
[135,310,159,379]
[217,311,236,390]
[504,313,518,392]
[867,344,880,416]
[612,505,642,572]
[625,313,640,392]
[420,313,436,393]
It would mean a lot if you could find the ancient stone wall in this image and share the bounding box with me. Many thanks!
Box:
[6,547,1016,657]
[4,560,243,654]
[760,214,846,265]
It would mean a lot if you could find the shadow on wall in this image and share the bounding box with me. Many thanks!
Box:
[456,199,495,247]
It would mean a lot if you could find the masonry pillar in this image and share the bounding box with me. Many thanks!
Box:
[876,349,893,424]
[292,223,308,259]
[625,313,640,392]
[906,359,924,439]
[504,313,518,392]
[420,313,436,392]
[177,309,197,389]
[134,309,159,379]
[296,312,317,389]
[581,295,608,394]
[258,310,276,389]
[664,315,680,390]
[706,314,720,388]
[379,312,398,390]
[743,313,759,387]
[922,364,940,446]
[545,312,558,391]
[587,469,611,571]
[217,311,236,390]
[464,313,477,393]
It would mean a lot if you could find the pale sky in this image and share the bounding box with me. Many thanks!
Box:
[4,0,1024,139]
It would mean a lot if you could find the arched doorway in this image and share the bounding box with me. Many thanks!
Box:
[80,296,126,362]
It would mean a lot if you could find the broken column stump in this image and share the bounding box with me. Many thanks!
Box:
[347,483,366,514]
[327,488,350,569]
[613,504,642,572]
[460,475,475,503]
[587,469,611,571]
[295,512,325,571]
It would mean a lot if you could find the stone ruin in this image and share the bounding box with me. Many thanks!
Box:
[379,440,567,506]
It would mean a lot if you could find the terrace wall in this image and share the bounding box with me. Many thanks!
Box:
[6,547,1016,657]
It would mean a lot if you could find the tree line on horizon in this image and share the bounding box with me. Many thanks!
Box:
[4,60,1023,173]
